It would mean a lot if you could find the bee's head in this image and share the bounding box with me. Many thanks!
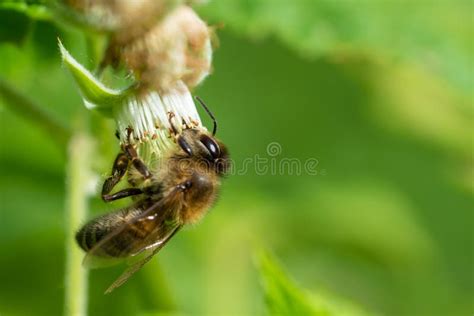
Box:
[177,129,230,176]
[174,96,230,175]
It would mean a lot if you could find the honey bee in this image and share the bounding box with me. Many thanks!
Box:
[75,97,230,293]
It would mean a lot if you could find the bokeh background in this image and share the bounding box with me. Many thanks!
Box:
[0,1,472,315]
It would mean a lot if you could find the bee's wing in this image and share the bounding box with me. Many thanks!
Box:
[83,255,126,269]
[83,186,182,267]
[104,225,182,294]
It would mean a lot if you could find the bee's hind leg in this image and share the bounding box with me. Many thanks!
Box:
[102,187,144,202]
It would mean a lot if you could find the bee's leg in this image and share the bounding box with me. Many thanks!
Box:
[102,188,143,202]
[123,144,152,180]
[102,152,130,200]
[168,112,179,136]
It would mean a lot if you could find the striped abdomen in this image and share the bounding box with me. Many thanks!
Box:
[76,206,152,258]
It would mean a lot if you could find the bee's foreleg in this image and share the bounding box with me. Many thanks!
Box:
[102,187,144,202]
[102,152,130,199]
[168,112,179,136]
[123,144,151,180]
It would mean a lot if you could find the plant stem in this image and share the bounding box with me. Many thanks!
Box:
[64,127,92,316]
[0,77,71,147]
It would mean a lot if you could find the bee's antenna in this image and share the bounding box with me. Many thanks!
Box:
[195,96,217,136]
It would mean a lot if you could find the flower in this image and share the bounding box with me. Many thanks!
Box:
[59,2,214,162]
[115,81,203,161]
[60,41,205,161]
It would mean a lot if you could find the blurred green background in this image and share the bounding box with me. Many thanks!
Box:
[0,1,472,315]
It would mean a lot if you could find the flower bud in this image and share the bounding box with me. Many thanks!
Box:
[119,5,212,92]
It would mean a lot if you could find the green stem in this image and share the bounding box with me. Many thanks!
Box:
[0,78,71,147]
[64,128,93,316]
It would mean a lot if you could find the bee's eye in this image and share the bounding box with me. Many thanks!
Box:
[178,137,193,156]
[200,135,220,159]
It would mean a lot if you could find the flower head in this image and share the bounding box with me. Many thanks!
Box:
[115,81,204,161]
[59,2,215,164]
[60,41,206,162]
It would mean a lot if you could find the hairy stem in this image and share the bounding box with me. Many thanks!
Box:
[0,78,71,147]
[64,127,93,316]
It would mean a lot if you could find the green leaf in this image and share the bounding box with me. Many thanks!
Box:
[0,8,32,44]
[0,0,51,45]
[0,1,52,21]
[260,250,326,315]
[59,40,129,117]
[258,250,371,316]
[200,0,473,94]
